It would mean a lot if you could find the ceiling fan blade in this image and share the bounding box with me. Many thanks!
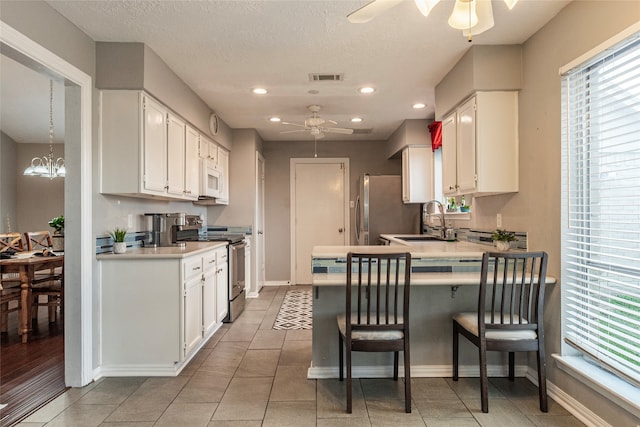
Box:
[281,121,307,128]
[324,127,354,135]
[280,129,308,134]
[326,119,338,125]
[347,0,404,23]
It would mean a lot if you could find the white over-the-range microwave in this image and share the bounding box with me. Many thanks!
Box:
[200,158,222,198]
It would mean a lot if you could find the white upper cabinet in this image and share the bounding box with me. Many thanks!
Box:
[185,125,200,200]
[100,90,207,201]
[166,113,186,197]
[441,91,519,197]
[141,95,168,195]
[402,145,433,203]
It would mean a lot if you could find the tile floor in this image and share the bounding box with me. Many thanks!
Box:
[17,286,584,426]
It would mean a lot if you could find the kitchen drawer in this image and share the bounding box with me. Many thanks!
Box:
[203,252,217,272]
[183,256,203,281]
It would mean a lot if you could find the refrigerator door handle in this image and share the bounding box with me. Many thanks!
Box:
[355,195,361,244]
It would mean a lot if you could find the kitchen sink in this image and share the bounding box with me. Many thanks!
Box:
[398,235,444,242]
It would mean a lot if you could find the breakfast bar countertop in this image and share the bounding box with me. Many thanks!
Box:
[312,239,489,259]
[97,241,227,260]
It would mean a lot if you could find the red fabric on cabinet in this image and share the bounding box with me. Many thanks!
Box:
[428,121,442,151]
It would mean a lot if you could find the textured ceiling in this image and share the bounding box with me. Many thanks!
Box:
[3,0,571,143]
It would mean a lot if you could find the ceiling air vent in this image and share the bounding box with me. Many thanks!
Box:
[309,73,344,82]
[352,128,373,134]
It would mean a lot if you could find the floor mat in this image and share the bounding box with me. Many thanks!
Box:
[272,289,312,330]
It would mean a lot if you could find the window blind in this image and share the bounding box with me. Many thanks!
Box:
[562,35,640,386]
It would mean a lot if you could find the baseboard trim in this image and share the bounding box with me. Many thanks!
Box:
[264,281,291,287]
[307,364,528,379]
[525,367,610,427]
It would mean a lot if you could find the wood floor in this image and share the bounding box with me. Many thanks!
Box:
[0,307,66,427]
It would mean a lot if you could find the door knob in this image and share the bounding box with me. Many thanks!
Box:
[338,228,344,233]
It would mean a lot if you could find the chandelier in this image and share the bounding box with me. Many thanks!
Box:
[23,80,65,179]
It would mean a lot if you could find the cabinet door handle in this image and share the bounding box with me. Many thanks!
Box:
[193,266,201,271]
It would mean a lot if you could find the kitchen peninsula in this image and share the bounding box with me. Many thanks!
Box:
[309,238,555,380]
[97,241,228,377]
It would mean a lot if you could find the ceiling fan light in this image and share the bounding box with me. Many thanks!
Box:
[414,0,440,17]
[503,0,518,10]
[448,0,478,30]
[463,0,494,36]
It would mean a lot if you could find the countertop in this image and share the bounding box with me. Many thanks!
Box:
[312,234,556,286]
[312,237,490,259]
[97,241,227,260]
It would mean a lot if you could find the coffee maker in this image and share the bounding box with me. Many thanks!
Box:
[144,212,188,247]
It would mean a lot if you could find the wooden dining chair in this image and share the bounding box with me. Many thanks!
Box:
[337,251,412,413]
[24,231,64,323]
[452,251,549,413]
[0,282,22,333]
[0,232,24,254]
[1,233,24,285]
[0,233,24,333]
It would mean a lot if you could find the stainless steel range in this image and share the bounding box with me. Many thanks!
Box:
[176,221,246,322]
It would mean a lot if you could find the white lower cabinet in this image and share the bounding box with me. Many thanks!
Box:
[202,251,217,338]
[182,257,204,357]
[100,244,228,376]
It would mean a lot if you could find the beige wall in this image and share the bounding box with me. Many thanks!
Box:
[436,2,640,425]
[207,128,261,227]
[95,42,232,150]
[0,132,18,232]
[386,119,431,159]
[517,2,640,425]
[435,45,523,119]
[262,139,403,281]
[15,143,65,233]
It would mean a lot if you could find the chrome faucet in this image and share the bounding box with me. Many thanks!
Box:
[425,200,448,240]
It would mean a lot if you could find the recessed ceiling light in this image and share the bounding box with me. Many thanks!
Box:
[358,87,376,94]
[351,117,363,123]
[252,87,268,95]
[413,103,426,109]
[269,117,281,122]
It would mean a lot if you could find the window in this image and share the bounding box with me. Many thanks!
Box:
[561,33,640,387]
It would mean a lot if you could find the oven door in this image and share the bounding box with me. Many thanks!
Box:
[200,158,222,198]
[229,242,246,299]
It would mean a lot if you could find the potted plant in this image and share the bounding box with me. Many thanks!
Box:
[109,228,128,254]
[48,215,65,251]
[492,229,516,251]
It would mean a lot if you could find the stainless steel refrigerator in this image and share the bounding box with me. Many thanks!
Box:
[355,174,421,245]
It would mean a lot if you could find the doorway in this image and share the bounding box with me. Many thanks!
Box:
[254,152,266,295]
[1,22,93,392]
[290,158,349,285]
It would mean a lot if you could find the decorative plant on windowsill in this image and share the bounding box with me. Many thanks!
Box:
[492,229,516,251]
[109,228,128,254]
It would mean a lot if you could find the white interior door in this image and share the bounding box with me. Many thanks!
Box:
[254,152,265,293]
[291,159,349,285]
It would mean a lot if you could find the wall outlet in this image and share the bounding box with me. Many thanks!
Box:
[496,213,502,228]
[127,214,134,229]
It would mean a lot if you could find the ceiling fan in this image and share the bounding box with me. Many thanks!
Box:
[281,105,354,139]
[347,0,519,40]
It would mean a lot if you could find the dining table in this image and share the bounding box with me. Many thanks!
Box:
[0,254,64,343]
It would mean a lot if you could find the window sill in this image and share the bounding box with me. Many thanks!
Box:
[427,212,471,222]
[552,354,640,419]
